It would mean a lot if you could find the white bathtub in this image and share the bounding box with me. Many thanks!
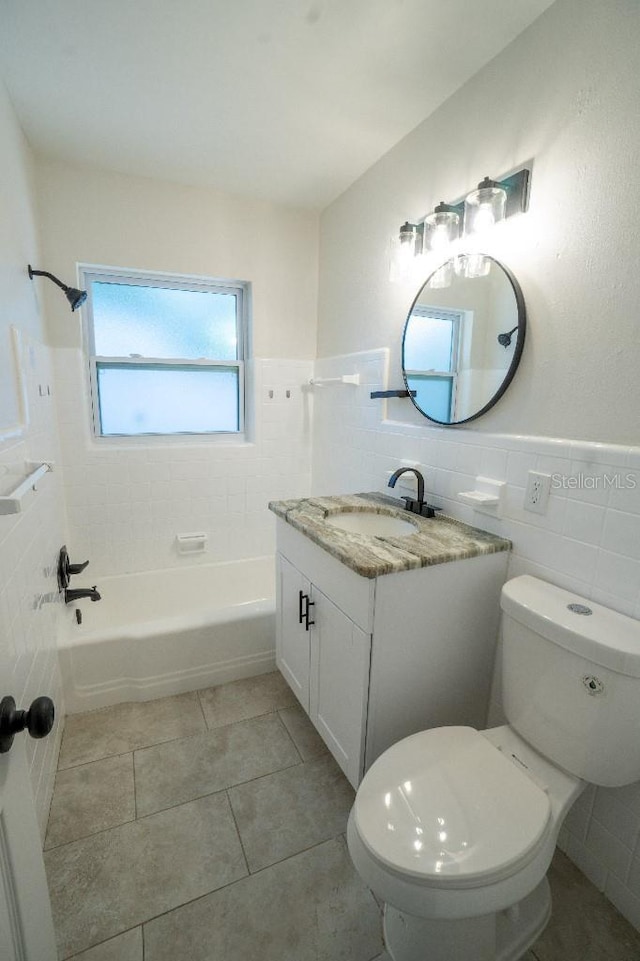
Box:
[58,556,276,713]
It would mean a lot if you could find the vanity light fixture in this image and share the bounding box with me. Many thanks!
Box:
[390,166,530,281]
[389,221,424,283]
[28,265,88,312]
[463,177,507,236]
[424,202,460,252]
[399,221,421,258]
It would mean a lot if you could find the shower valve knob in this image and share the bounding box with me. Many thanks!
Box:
[58,545,91,590]
[0,695,55,754]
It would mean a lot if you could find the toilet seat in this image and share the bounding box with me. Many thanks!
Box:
[353,726,551,889]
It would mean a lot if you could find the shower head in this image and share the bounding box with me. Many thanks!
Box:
[65,286,88,311]
[497,326,518,348]
[28,265,87,312]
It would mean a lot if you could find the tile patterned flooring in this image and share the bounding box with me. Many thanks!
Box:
[45,671,640,960]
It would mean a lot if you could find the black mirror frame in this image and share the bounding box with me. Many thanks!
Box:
[401,254,526,426]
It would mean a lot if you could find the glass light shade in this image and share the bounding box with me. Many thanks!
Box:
[454,253,491,279]
[424,205,460,252]
[389,222,419,283]
[464,181,507,237]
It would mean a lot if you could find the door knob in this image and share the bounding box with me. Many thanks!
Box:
[0,695,55,754]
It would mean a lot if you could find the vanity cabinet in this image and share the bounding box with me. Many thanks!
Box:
[278,545,372,786]
[278,554,312,710]
[275,516,509,789]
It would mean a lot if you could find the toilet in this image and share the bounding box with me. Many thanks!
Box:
[347,575,640,961]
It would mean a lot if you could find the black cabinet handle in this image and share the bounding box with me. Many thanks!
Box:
[304,598,315,631]
[297,591,315,631]
[0,695,55,754]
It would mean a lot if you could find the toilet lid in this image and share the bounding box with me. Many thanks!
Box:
[354,727,551,885]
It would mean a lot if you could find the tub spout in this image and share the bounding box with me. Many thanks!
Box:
[64,586,101,604]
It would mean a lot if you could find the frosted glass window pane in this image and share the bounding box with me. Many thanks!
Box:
[97,365,239,435]
[92,282,238,360]
[404,316,454,372]
[407,375,453,422]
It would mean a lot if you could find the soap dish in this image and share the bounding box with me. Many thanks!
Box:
[457,477,505,517]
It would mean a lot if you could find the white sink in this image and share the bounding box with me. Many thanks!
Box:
[324,510,418,537]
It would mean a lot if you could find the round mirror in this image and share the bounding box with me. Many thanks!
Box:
[401,255,525,425]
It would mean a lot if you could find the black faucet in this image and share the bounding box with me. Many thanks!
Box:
[388,468,441,519]
[64,586,101,604]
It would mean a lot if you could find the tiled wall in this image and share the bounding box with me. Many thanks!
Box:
[311,347,640,929]
[0,336,67,838]
[52,352,313,577]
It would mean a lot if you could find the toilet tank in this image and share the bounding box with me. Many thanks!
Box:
[500,575,640,787]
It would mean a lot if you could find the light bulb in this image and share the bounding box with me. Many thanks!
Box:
[389,222,418,283]
[424,202,460,252]
[472,203,496,233]
[431,223,451,250]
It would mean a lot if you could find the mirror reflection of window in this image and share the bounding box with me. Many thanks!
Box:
[403,307,463,422]
[401,256,525,425]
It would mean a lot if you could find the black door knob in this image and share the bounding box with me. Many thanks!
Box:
[0,695,55,754]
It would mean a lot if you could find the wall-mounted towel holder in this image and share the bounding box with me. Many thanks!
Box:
[308,374,360,387]
[0,461,54,515]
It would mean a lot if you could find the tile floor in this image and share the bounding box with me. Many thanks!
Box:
[44,671,640,961]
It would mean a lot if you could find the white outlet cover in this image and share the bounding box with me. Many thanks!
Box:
[524,471,552,515]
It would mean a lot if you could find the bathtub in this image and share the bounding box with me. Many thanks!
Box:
[58,555,276,713]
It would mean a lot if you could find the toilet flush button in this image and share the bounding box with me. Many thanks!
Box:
[568,603,593,615]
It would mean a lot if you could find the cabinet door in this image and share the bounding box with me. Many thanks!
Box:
[276,553,311,710]
[310,587,371,788]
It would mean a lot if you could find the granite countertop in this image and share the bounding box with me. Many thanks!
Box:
[269,492,511,579]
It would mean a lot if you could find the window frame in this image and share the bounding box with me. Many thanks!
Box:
[403,306,462,422]
[79,265,249,440]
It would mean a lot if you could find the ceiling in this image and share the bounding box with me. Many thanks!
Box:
[0,0,555,209]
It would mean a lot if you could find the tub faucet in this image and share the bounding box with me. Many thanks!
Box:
[64,586,101,604]
[388,468,441,519]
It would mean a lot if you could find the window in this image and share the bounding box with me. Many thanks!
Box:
[403,307,462,422]
[81,267,248,437]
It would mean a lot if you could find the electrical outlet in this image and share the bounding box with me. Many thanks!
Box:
[524,471,551,514]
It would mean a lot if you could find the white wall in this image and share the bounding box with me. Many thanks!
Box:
[0,79,66,837]
[314,0,640,932]
[35,161,318,576]
[318,0,640,446]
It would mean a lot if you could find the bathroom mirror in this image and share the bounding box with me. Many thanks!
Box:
[401,255,525,425]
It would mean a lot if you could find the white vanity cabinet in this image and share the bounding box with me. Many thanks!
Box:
[275,517,509,789]
[277,554,313,710]
[277,528,373,787]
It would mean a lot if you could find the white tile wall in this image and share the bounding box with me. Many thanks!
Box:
[0,336,67,838]
[52,350,313,576]
[311,347,640,930]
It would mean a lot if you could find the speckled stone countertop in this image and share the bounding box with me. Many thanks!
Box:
[269,492,511,579]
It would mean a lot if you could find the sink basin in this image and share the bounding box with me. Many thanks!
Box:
[324,510,418,537]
